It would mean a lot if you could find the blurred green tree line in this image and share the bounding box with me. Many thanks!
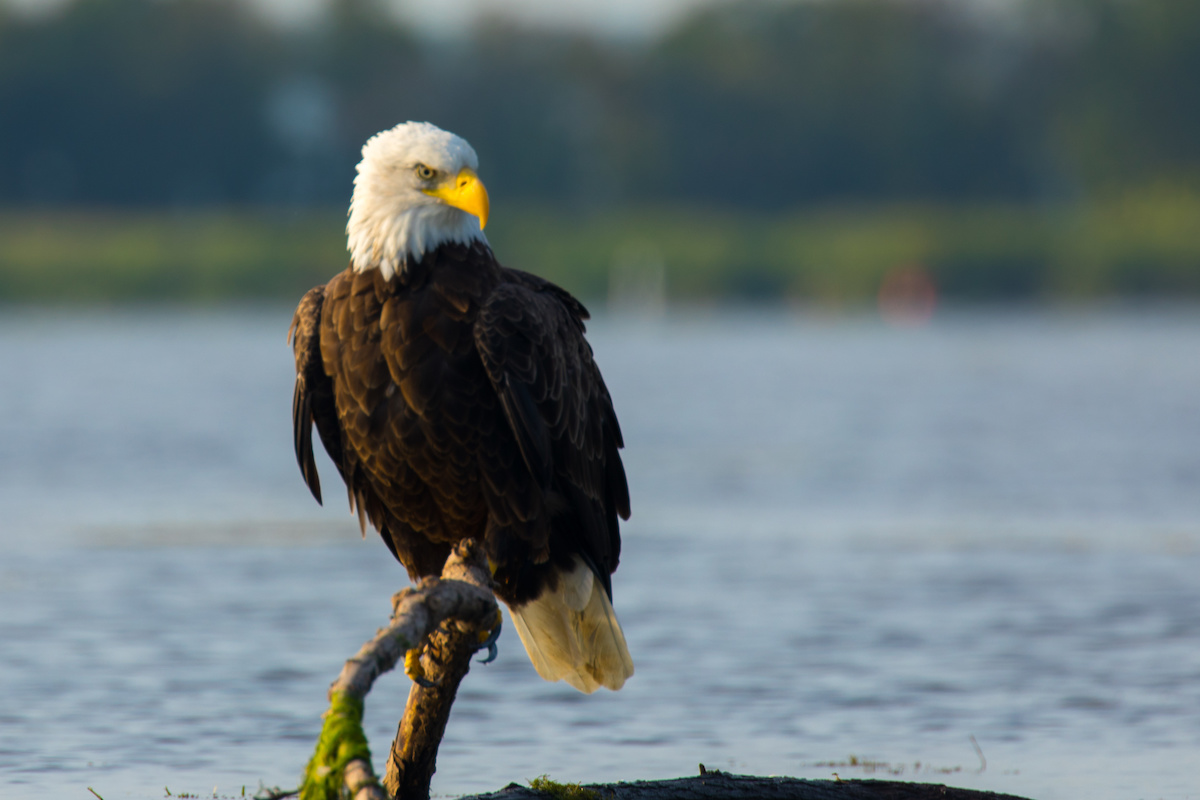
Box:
[1,0,1198,303]
[2,0,1198,209]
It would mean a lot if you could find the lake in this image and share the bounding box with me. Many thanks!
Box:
[2,305,1199,800]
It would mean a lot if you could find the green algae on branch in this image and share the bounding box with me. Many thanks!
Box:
[528,775,602,800]
[299,692,375,800]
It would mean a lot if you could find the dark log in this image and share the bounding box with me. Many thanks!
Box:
[459,773,1033,800]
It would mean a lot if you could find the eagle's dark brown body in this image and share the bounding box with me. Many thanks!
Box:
[290,242,630,609]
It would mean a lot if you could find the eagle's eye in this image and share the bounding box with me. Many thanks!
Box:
[414,164,436,181]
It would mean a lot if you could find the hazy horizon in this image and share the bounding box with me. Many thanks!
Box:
[2,0,1022,38]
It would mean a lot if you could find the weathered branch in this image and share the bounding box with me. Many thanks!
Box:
[461,772,1034,800]
[331,544,497,701]
[298,539,499,800]
[383,541,498,799]
[344,759,386,800]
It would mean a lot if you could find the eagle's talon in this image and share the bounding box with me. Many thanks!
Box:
[475,616,502,664]
[405,647,439,688]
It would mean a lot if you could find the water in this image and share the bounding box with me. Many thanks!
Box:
[2,306,1200,800]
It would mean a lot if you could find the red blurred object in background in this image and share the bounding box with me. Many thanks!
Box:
[878,264,938,326]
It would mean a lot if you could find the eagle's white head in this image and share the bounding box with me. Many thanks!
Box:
[346,121,490,280]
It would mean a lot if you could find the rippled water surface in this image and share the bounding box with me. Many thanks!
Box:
[2,307,1200,800]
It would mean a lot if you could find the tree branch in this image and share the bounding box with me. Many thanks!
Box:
[382,541,498,799]
[298,539,499,800]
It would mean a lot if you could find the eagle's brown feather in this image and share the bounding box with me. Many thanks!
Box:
[291,242,629,607]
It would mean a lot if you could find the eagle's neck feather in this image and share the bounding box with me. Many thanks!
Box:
[346,198,487,281]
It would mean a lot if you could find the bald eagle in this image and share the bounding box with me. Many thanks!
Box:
[290,122,633,693]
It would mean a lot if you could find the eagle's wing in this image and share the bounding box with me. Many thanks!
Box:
[291,276,455,579]
[290,286,343,505]
[475,269,633,693]
[475,270,630,585]
[289,283,397,552]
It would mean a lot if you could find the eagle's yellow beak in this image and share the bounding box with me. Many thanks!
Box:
[423,167,489,230]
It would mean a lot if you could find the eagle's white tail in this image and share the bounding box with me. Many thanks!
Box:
[507,557,634,693]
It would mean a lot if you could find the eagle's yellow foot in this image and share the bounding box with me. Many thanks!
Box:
[404,647,438,688]
[475,608,503,665]
[476,607,502,643]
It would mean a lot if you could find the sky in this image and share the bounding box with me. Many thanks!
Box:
[391,0,728,38]
[2,0,1020,38]
[1,0,725,36]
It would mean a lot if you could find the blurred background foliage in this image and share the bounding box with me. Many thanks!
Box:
[0,0,1198,304]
